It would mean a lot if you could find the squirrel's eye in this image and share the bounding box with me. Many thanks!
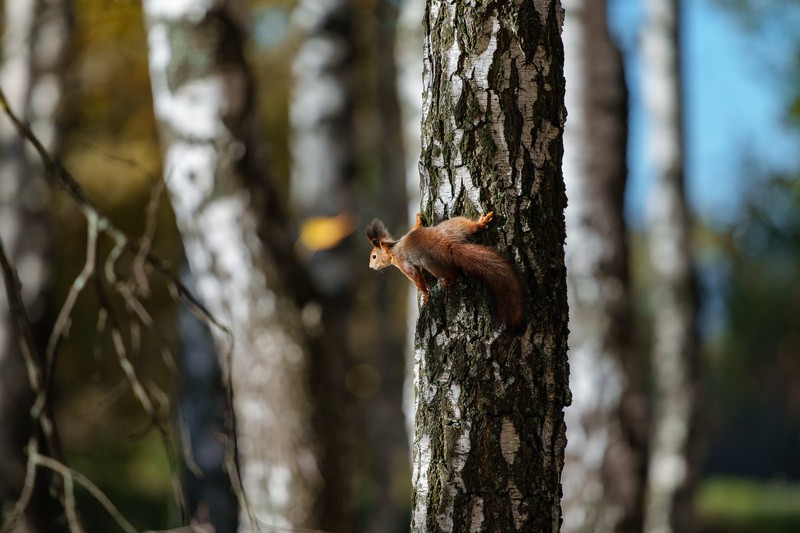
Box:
[372,254,377,259]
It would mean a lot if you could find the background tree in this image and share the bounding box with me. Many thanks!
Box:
[411,1,569,531]
[561,0,647,532]
[0,0,73,530]
[642,0,702,531]
[178,266,238,533]
[354,1,414,531]
[396,0,425,443]
[142,1,322,530]
[289,0,359,528]
[3,0,799,531]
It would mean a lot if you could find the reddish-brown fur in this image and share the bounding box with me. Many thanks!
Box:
[366,212,524,329]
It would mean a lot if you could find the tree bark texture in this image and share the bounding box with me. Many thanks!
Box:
[642,1,701,532]
[142,2,321,530]
[561,1,647,532]
[0,0,72,529]
[412,2,569,532]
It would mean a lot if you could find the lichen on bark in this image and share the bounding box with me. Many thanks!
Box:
[412,1,569,532]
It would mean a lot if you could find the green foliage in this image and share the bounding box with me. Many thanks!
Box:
[697,477,800,533]
[711,176,800,414]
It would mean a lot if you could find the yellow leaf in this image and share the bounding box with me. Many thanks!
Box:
[298,212,358,252]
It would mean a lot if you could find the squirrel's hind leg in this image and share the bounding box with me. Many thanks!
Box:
[411,212,425,231]
[477,211,494,229]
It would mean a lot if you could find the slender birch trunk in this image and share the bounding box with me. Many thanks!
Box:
[412,2,569,531]
[561,0,647,532]
[0,0,72,529]
[642,0,701,532]
[142,2,321,530]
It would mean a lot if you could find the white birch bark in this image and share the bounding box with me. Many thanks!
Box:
[642,0,700,532]
[0,0,71,527]
[413,1,569,531]
[561,0,646,532]
[142,2,321,530]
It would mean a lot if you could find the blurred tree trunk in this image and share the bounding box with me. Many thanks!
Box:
[143,2,322,530]
[642,0,701,532]
[359,1,412,531]
[290,0,363,531]
[178,269,237,533]
[0,0,72,530]
[289,0,358,529]
[561,1,647,532]
[412,1,569,532]
[396,0,425,445]
[291,1,413,529]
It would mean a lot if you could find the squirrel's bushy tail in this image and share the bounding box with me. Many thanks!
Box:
[452,242,524,328]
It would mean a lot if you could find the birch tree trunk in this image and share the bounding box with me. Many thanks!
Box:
[561,1,647,532]
[143,2,321,530]
[412,2,569,531]
[642,0,701,532]
[0,0,72,529]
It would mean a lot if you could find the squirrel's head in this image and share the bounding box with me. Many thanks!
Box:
[366,219,396,270]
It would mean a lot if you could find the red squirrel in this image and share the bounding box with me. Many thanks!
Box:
[366,211,524,328]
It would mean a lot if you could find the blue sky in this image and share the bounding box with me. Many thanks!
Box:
[610,0,800,228]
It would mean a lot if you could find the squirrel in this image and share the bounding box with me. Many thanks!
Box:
[366,211,524,329]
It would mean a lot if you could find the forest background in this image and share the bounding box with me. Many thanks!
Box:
[0,0,799,531]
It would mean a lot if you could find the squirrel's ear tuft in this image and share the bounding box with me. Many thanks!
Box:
[366,219,393,244]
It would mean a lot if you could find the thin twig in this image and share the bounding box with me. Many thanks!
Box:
[131,178,166,297]
[34,454,137,533]
[1,438,38,533]
[62,470,85,533]
[0,85,233,350]
[0,237,45,409]
[97,282,189,523]
[0,235,61,468]
[0,83,246,530]
[44,211,98,398]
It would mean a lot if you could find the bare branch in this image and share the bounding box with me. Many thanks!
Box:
[44,211,98,397]
[0,438,38,533]
[0,236,67,521]
[0,85,233,348]
[0,235,44,406]
[0,81,246,532]
[34,453,137,533]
